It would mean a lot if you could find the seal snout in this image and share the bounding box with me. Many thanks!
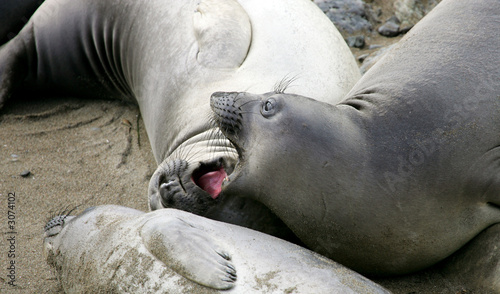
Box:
[150,159,192,209]
[210,92,243,138]
[44,208,78,238]
[150,157,230,213]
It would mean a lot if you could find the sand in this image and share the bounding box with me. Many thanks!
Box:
[0,96,156,293]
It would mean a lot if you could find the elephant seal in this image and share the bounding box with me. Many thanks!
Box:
[43,205,390,293]
[439,223,500,292]
[209,0,500,277]
[0,0,360,236]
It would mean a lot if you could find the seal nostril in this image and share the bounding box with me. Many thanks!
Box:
[159,182,176,207]
[160,180,175,191]
[160,183,168,194]
[158,173,167,188]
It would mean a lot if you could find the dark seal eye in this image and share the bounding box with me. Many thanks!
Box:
[261,98,277,117]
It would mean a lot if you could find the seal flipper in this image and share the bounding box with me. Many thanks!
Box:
[482,146,500,209]
[466,146,500,210]
[193,0,251,69]
[0,22,35,108]
[141,213,237,290]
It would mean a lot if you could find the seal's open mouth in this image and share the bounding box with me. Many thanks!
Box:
[192,160,228,199]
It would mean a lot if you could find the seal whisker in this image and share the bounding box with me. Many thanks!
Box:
[234,99,261,108]
[239,111,261,115]
[44,205,80,233]
[59,205,73,216]
[204,113,225,158]
[273,74,300,94]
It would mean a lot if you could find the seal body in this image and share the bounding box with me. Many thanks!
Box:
[43,205,390,293]
[0,0,360,234]
[210,0,500,276]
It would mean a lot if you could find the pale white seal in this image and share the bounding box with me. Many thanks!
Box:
[0,0,360,235]
[44,205,390,293]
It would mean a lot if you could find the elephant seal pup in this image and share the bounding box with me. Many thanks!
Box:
[0,0,360,235]
[43,205,390,293]
[209,0,500,277]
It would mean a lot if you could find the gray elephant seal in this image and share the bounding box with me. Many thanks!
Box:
[43,205,390,293]
[209,0,500,277]
[0,0,360,236]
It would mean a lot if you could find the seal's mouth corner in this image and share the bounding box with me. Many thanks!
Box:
[189,124,243,199]
[44,207,79,238]
[44,215,75,239]
[191,159,229,199]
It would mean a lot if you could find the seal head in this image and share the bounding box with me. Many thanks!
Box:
[209,86,500,277]
[208,0,500,276]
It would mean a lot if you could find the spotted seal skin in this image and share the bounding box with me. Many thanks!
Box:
[44,207,78,237]
[208,0,500,279]
[0,0,360,235]
[43,205,391,293]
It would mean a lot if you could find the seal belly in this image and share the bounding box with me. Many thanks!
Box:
[29,0,135,100]
[193,0,251,69]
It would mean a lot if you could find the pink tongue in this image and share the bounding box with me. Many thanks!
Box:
[196,168,227,199]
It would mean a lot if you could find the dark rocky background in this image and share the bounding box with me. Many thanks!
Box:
[314,0,441,73]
